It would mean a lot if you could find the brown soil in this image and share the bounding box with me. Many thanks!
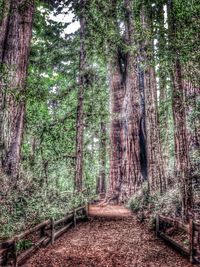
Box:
[88,204,132,218]
[23,205,193,267]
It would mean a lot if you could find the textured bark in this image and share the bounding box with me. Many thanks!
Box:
[101,1,124,204]
[0,0,11,61]
[0,0,11,161]
[172,60,192,221]
[0,0,34,178]
[144,68,165,194]
[167,0,193,221]
[157,4,171,180]
[107,0,146,203]
[159,78,170,181]
[120,0,145,201]
[107,51,125,202]
[138,50,147,181]
[184,79,200,150]
[75,0,86,191]
[96,121,107,194]
[141,6,165,194]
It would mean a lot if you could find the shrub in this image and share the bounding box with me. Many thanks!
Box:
[0,171,88,240]
[127,182,150,212]
[127,182,181,220]
[153,185,181,217]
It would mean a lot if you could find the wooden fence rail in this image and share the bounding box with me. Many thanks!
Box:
[0,205,88,267]
[156,214,200,264]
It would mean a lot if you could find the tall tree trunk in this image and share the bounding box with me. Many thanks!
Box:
[172,60,192,221]
[141,5,166,194]
[184,76,200,152]
[157,4,171,181]
[0,0,34,179]
[0,0,12,163]
[167,0,193,221]
[138,45,147,182]
[0,0,11,61]
[75,0,87,192]
[158,78,171,183]
[120,0,145,201]
[107,50,125,202]
[104,0,125,204]
[106,0,146,203]
[96,121,107,194]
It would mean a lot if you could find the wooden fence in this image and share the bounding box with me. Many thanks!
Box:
[156,214,200,264]
[0,205,89,267]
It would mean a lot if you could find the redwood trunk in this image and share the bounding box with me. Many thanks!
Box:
[108,51,125,201]
[141,6,165,194]
[75,0,87,191]
[96,121,107,194]
[184,79,200,152]
[172,60,193,221]
[107,0,146,203]
[0,0,11,164]
[167,0,193,221]
[0,0,34,178]
[119,0,146,201]
[157,4,171,181]
[0,0,11,61]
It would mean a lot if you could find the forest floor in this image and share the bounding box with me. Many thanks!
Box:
[23,205,193,267]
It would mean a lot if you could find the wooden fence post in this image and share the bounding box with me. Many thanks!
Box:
[51,218,55,245]
[13,239,18,267]
[156,214,160,237]
[85,201,89,219]
[189,219,194,263]
[74,209,77,227]
[198,230,200,254]
[40,225,46,238]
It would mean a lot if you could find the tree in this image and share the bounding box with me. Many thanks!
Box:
[167,0,193,221]
[141,4,165,194]
[0,0,35,179]
[120,0,146,199]
[0,0,11,60]
[156,3,172,182]
[74,0,87,191]
[108,49,125,202]
[96,121,107,194]
[106,0,147,203]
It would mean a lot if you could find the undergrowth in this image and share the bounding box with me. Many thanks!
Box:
[127,182,182,226]
[0,172,92,240]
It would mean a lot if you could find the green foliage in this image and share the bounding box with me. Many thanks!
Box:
[0,171,88,239]
[0,0,5,22]
[153,186,181,217]
[20,3,109,198]
[128,183,182,220]
[148,215,157,231]
[16,240,33,252]
[128,183,151,212]
[183,239,189,247]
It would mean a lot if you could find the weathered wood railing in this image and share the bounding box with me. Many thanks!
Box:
[0,205,88,267]
[156,214,200,264]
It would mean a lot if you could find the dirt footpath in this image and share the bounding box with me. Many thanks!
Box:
[24,214,193,267]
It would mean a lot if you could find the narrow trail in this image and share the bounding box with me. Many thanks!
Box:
[24,205,193,267]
